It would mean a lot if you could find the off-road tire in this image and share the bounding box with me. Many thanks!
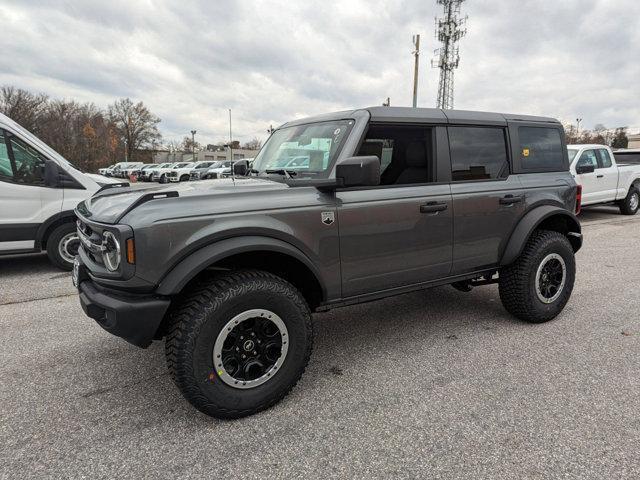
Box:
[499,230,575,323]
[619,187,639,215]
[46,222,78,270]
[165,270,313,419]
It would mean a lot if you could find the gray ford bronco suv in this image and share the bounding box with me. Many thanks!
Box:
[73,107,582,418]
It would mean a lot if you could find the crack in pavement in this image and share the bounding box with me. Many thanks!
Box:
[0,292,76,307]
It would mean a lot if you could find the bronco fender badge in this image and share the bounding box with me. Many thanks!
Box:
[321,211,335,225]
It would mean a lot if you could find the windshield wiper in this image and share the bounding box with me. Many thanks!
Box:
[265,169,298,179]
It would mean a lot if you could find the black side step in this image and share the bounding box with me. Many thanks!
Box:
[115,191,179,222]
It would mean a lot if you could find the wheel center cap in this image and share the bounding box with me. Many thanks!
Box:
[243,340,255,352]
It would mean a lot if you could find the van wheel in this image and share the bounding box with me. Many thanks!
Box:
[165,270,313,419]
[619,187,639,215]
[46,222,79,270]
[499,230,575,323]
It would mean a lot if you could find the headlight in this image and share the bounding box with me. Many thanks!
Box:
[102,231,121,272]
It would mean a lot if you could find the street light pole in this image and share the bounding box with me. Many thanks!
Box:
[190,130,197,162]
[124,138,128,162]
[576,118,582,137]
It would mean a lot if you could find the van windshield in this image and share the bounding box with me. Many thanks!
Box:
[252,120,354,178]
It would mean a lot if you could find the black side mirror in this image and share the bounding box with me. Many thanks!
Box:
[576,164,595,174]
[336,156,380,187]
[233,159,248,176]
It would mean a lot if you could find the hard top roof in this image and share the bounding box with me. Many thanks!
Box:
[280,106,560,128]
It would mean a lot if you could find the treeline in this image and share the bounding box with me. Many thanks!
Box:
[0,86,162,172]
[564,123,629,148]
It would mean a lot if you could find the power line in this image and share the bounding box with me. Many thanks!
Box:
[432,0,467,109]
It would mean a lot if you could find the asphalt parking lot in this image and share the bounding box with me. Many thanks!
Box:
[1,206,639,479]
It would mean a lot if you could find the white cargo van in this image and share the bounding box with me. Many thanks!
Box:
[0,112,121,269]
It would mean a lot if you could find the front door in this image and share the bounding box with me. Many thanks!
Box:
[574,149,600,204]
[0,129,63,252]
[337,124,453,298]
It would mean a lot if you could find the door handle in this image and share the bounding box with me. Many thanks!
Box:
[596,174,604,178]
[420,201,448,213]
[499,194,524,205]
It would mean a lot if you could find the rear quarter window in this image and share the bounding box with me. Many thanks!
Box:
[518,127,564,171]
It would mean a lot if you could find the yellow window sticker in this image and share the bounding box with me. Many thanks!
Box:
[522,148,530,157]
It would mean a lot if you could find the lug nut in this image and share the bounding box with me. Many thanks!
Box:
[242,354,246,359]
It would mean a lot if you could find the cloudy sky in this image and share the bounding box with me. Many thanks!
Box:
[1,0,638,145]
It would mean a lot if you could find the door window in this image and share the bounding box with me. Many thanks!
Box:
[0,130,13,180]
[596,149,612,168]
[8,134,46,185]
[576,150,598,169]
[449,127,509,181]
[518,127,564,171]
[356,125,434,185]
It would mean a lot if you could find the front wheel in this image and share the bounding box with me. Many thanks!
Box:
[619,187,639,215]
[165,270,313,419]
[180,174,190,182]
[159,174,167,184]
[499,230,575,323]
[46,222,80,270]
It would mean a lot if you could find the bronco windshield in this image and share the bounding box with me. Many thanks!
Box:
[253,120,354,178]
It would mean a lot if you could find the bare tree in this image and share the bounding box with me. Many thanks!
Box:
[242,137,263,150]
[180,136,201,153]
[108,98,162,161]
[0,86,48,132]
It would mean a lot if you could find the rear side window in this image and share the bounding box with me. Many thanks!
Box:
[518,127,564,170]
[596,149,612,168]
[448,127,509,181]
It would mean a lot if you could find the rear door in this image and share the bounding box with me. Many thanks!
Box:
[337,124,453,297]
[448,125,525,273]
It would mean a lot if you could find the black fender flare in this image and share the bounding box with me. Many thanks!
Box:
[35,210,76,249]
[500,205,582,266]
[156,235,327,298]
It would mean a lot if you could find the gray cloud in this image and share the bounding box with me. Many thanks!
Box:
[0,0,638,145]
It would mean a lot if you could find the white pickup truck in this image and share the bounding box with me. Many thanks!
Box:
[568,144,640,215]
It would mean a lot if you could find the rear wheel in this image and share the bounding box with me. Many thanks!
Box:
[499,230,575,323]
[165,270,313,419]
[46,222,79,270]
[619,187,639,215]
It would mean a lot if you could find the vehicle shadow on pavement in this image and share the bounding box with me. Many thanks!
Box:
[0,252,62,277]
[76,284,515,424]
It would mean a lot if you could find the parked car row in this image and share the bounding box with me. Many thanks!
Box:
[104,159,254,183]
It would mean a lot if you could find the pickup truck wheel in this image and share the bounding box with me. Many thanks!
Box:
[499,230,575,323]
[180,174,189,182]
[159,174,167,184]
[619,187,639,215]
[46,222,79,270]
[165,270,313,419]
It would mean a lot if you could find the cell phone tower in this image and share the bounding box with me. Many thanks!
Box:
[432,0,467,109]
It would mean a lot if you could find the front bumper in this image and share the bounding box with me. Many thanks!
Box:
[74,258,170,348]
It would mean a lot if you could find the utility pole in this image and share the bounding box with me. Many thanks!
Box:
[267,124,275,135]
[228,109,233,162]
[382,97,391,107]
[412,34,421,108]
[432,0,467,109]
[124,138,128,162]
[190,130,196,162]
